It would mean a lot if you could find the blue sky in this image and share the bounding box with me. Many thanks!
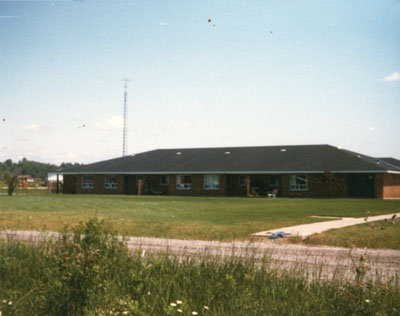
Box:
[0,0,399,164]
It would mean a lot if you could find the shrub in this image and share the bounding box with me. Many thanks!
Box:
[2,172,19,196]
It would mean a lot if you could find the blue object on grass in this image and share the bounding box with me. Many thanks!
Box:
[268,231,291,239]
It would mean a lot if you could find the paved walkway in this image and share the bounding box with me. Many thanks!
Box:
[252,213,400,238]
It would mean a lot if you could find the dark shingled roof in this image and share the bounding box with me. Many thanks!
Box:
[378,157,400,169]
[59,144,400,174]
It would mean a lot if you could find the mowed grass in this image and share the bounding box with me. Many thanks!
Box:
[299,219,400,250]
[1,194,399,241]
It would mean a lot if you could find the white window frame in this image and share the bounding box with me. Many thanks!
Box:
[204,175,219,190]
[239,175,249,187]
[290,174,308,191]
[104,176,118,189]
[176,175,191,190]
[160,175,169,186]
[82,176,94,189]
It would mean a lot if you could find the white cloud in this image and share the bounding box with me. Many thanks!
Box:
[94,115,123,131]
[383,72,400,82]
[24,124,40,131]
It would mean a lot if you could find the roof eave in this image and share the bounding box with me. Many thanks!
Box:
[56,170,394,175]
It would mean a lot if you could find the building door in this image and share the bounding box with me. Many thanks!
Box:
[347,174,375,198]
[226,175,233,196]
[124,175,135,194]
[71,176,77,194]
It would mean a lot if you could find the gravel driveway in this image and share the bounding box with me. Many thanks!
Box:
[2,230,399,281]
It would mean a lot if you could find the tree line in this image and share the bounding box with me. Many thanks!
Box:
[0,158,81,180]
[0,158,81,195]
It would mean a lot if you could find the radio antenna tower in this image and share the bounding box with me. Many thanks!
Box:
[122,78,130,156]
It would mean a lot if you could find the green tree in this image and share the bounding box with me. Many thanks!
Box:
[3,171,19,196]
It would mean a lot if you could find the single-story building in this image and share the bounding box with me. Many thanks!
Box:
[18,175,35,188]
[57,145,400,198]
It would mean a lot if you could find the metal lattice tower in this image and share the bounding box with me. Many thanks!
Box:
[122,79,129,156]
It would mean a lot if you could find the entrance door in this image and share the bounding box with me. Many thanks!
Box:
[226,175,233,196]
[124,175,135,194]
[347,174,375,198]
[71,176,77,194]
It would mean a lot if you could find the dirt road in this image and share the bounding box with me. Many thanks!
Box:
[2,230,399,281]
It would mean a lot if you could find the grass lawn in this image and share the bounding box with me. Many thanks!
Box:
[297,218,400,250]
[1,193,399,241]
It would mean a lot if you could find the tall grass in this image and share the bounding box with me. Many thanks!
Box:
[0,219,399,316]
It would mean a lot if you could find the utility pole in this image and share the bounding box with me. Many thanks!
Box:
[122,78,129,156]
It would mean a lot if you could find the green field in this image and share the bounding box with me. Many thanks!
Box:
[298,219,400,249]
[1,194,399,242]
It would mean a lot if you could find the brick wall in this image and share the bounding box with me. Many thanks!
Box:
[169,174,227,196]
[63,175,72,194]
[64,174,228,196]
[62,172,391,198]
[227,175,248,196]
[63,174,125,194]
[374,174,384,198]
[383,173,400,198]
[279,173,347,198]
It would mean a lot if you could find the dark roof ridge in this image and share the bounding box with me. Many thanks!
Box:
[80,154,134,166]
[377,157,400,169]
[155,144,332,151]
[340,148,400,172]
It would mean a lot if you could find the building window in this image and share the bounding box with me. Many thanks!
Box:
[239,175,249,187]
[204,175,219,190]
[290,175,308,191]
[268,175,280,188]
[104,176,118,189]
[82,176,94,189]
[160,175,169,186]
[176,175,191,190]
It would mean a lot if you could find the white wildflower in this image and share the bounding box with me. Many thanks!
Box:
[147,291,151,295]
[365,299,370,303]
[204,305,209,310]
[7,302,12,306]
[192,312,198,315]
[176,300,183,304]
[170,303,177,307]
[177,309,183,313]
[122,311,128,315]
